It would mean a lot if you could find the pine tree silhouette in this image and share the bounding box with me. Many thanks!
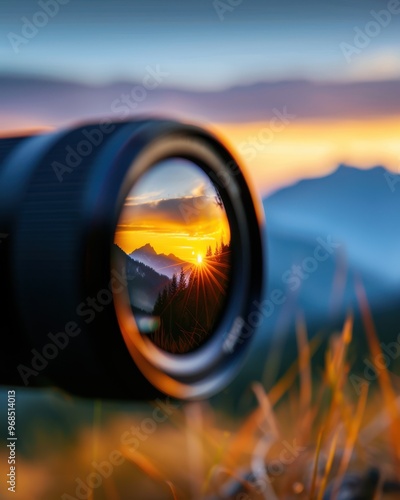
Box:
[169,273,178,296]
[150,242,231,353]
[178,268,186,291]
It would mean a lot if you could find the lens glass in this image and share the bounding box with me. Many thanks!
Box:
[113,158,231,354]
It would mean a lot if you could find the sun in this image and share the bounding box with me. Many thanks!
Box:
[196,254,203,265]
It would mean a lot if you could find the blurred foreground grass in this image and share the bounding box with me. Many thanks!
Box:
[1,304,400,499]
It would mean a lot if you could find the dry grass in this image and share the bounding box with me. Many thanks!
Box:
[1,307,400,499]
[115,311,400,499]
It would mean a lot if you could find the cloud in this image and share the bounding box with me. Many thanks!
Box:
[191,182,207,197]
[125,190,164,205]
[117,194,228,236]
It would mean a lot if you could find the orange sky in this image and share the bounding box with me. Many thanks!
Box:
[115,195,231,263]
[214,116,400,194]
[4,116,399,197]
[115,114,400,261]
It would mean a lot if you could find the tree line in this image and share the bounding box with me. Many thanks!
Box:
[150,241,231,353]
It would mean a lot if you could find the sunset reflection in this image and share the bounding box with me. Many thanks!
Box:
[113,158,231,353]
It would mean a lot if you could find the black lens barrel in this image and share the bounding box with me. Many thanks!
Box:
[0,119,265,400]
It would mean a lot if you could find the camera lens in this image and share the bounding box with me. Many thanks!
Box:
[113,157,232,354]
[0,119,264,400]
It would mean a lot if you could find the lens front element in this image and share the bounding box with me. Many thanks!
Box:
[113,158,231,354]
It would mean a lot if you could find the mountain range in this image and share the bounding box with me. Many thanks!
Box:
[1,75,400,132]
[129,243,188,279]
[226,164,400,398]
[264,164,400,325]
[205,164,400,410]
[113,244,171,313]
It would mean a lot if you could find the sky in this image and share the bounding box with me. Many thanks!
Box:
[216,116,400,193]
[114,159,231,261]
[0,0,399,194]
[1,0,400,89]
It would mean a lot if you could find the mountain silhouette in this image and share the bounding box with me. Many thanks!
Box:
[263,164,400,329]
[129,244,189,279]
[112,244,170,313]
[227,165,400,393]
[134,243,157,255]
[213,164,400,408]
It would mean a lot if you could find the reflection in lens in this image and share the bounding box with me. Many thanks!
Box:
[113,158,231,354]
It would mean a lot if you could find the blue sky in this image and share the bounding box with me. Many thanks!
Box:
[1,0,399,89]
[125,159,214,204]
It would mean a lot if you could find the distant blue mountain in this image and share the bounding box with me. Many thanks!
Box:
[262,165,400,333]
[221,165,400,402]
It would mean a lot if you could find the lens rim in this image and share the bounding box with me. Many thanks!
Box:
[105,121,265,399]
[114,156,233,355]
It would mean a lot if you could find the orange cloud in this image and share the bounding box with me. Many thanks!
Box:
[115,194,230,262]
